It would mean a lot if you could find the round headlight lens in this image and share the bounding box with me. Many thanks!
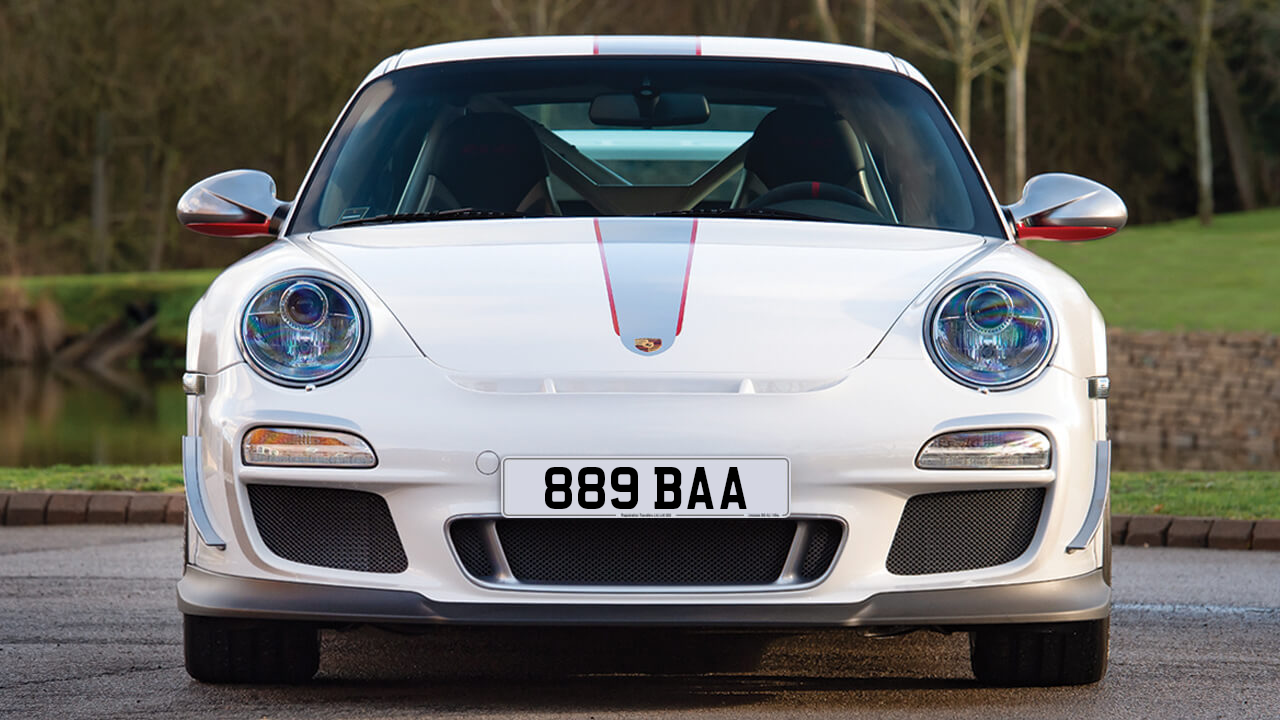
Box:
[929,279,1053,388]
[241,277,365,384]
[280,281,329,330]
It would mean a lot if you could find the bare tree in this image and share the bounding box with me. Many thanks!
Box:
[993,0,1044,200]
[813,0,841,43]
[880,0,1005,137]
[491,0,632,35]
[1157,0,1260,218]
[1191,0,1215,225]
[697,0,766,35]
[1205,0,1280,212]
[810,0,877,48]
[1209,48,1256,211]
[0,3,26,275]
[5,0,1280,277]
[863,0,877,47]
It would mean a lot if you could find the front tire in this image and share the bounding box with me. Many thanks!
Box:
[184,614,320,684]
[969,618,1109,686]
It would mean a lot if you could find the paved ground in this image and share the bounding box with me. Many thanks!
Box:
[0,526,1277,719]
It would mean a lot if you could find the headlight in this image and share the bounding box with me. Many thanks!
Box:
[240,276,366,385]
[243,427,376,467]
[927,279,1053,388]
[916,429,1051,469]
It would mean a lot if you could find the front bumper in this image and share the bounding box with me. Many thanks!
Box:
[183,355,1109,614]
[178,565,1110,627]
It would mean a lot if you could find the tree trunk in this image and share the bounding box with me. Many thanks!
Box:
[532,0,550,35]
[0,212,15,277]
[996,0,1037,202]
[955,0,977,138]
[91,112,111,273]
[0,128,12,275]
[1192,0,1214,226]
[863,0,876,48]
[148,151,173,271]
[956,64,974,138]
[813,0,840,43]
[1208,49,1256,211]
[1004,59,1026,201]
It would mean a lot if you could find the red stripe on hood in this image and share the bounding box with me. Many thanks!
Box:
[593,218,621,335]
[675,219,698,335]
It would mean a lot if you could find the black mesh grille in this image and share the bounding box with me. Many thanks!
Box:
[886,487,1045,575]
[799,519,842,581]
[449,519,494,578]
[246,484,407,574]
[449,518,843,586]
[500,519,793,585]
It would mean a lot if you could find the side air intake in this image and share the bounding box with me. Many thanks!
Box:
[246,484,407,574]
[886,487,1045,575]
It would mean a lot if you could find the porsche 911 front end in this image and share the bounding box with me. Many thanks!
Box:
[175,36,1124,686]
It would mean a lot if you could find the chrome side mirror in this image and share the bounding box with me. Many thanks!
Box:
[1005,173,1127,242]
[176,170,292,238]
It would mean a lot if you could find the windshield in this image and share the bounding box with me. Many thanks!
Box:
[289,57,1003,236]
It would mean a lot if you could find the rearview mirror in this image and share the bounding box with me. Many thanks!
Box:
[589,92,710,127]
[176,169,291,238]
[1005,173,1127,242]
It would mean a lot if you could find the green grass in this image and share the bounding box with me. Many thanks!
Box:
[1029,208,1280,333]
[1111,471,1280,520]
[9,269,218,346]
[0,464,184,493]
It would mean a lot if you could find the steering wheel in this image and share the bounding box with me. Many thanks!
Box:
[749,181,879,214]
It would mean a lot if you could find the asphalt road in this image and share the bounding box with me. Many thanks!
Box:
[1,526,1277,719]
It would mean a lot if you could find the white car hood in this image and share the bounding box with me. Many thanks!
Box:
[309,218,987,381]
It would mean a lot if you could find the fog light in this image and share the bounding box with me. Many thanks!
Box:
[916,429,1050,469]
[242,427,376,467]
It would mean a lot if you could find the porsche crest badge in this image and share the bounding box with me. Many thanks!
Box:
[634,337,663,353]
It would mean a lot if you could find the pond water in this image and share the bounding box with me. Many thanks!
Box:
[0,368,184,466]
[0,368,1275,471]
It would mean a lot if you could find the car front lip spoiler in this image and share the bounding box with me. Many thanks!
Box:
[177,566,1110,627]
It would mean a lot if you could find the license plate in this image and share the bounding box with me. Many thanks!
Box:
[501,457,789,518]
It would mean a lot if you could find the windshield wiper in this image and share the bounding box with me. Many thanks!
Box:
[655,207,843,223]
[330,208,527,229]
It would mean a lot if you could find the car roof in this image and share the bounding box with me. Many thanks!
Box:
[361,35,927,88]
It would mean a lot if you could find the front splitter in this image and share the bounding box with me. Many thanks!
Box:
[178,566,1110,627]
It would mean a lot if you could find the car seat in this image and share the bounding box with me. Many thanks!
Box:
[732,105,868,208]
[417,112,559,214]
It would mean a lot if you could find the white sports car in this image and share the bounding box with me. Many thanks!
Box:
[175,35,1125,686]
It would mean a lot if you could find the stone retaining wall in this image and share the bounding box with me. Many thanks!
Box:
[1109,330,1280,470]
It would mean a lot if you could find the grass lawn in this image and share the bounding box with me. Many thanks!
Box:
[1111,471,1280,520]
[1,465,1275,520]
[0,465,183,493]
[1029,207,1280,333]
